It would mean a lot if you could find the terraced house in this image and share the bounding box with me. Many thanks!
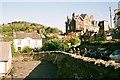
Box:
[13,32,43,51]
[113,9,120,38]
[65,13,99,37]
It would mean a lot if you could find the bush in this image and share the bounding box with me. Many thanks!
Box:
[67,36,81,46]
[41,38,69,51]
[22,46,33,53]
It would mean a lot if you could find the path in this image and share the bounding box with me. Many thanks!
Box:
[12,60,57,79]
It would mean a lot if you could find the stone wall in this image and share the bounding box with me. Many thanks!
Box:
[20,51,120,79]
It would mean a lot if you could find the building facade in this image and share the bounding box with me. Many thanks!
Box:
[114,9,120,29]
[113,9,120,38]
[98,20,110,32]
[65,13,99,37]
[13,32,42,51]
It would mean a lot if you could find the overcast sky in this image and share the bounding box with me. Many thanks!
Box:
[0,0,119,32]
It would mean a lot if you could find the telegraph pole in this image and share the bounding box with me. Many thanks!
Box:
[109,7,112,28]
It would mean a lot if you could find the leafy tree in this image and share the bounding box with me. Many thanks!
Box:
[98,29,106,40]
[11,42,18,57]
[45,27,52,34]
[67,36,81,46]
[42,38,69,51]
[51,28,63,34]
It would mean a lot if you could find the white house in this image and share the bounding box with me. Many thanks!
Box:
[13,32,43,51]
[0,42,12,77]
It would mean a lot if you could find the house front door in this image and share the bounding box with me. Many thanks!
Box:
[18,47,21,51]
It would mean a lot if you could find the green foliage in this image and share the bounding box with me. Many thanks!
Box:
[45,27,63,34]
[22,46,33,53]
[0,21,63,41]
[67,36,81,46]
[42,38,69,51]
[11,41,19,57]
[98,29,106,40]
[11,42,16,53]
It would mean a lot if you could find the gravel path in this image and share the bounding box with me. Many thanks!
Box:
[12,60,57,79]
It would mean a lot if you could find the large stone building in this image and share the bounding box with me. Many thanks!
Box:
[65,13,99,37]
[98,20,110,32]
[113,9,120,38]
[114,9,120,29]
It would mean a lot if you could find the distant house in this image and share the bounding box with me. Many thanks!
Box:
[114,9,120,29]
[98,20,112,40]
[113,9,120,38]
[98,20,110,32]
[13,32,43,51]
[65,13,99,37]
[0,42,12,77]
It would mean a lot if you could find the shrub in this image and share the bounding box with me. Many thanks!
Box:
[41,38,69,51]
[67,36,81,46]
[22,46,33,53]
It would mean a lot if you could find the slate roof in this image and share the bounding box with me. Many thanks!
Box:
[14,32,42,39]
[80,14,87,19]
[0,42,11,61]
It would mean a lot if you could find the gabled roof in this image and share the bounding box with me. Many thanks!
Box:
[80,14,87,19]
[0,42,11,61]
[77,15,84,21]
[14,32,42,39]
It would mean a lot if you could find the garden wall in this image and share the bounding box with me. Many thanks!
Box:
[19,51,120,79]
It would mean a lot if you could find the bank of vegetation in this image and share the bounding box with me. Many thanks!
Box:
[0,21,63,41]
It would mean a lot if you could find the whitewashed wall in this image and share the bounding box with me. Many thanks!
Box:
[0,60,11,77]
[0,45,12,77]
[0,62,6,76]
[14,37,42,51]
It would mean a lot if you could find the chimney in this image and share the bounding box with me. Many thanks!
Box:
[72,13,75,19]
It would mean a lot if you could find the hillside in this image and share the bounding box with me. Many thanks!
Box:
[0,21,63,41]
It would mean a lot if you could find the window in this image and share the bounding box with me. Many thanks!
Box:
[27,40,30,45]
[35,40,38,46]
[18,39,21,45]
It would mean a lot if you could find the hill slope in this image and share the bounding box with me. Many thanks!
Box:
[0,21,63,41]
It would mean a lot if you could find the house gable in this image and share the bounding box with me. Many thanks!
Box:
[13,32,43,51]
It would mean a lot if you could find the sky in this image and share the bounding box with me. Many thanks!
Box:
[0,0,119,32]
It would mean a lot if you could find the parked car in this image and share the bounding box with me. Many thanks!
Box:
[97,48,111,60]
[109,50,120,62]
[87,49,97,58]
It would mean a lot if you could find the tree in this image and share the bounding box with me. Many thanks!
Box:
[51,28,63,34]
[98,29,106,40]
[67,36,81,47]
[41,38,69,51]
